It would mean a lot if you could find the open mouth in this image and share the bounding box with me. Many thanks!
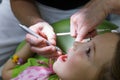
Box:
[58,54,68,62]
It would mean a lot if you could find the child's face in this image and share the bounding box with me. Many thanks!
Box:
[53,33,119,80]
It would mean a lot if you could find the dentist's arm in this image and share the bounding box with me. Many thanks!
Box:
[70,0,120,41]
[10,0,61,58]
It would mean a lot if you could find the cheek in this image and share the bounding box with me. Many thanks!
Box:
[65,56,84,73]
[67,53,87,67]
[53,56,93,79]
[67,55,93,73]
[53,60,66,76]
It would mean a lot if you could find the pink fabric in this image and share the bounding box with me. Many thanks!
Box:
[11,66,54,80]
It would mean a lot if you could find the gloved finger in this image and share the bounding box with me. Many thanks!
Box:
[75,26,89,42]
[31,45,56,55]
[70,17,77,38]
[26,33,47,46]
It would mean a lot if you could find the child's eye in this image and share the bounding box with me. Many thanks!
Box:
[86,48,91,57]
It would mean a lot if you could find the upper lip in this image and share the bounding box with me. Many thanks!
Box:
[58,54,68,62]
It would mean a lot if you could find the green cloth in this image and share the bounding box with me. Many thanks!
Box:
[12,56,48,78]
[12,56,59,79]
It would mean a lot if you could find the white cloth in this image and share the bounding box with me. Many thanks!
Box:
[0,0,26,66]
[36,2,80,24]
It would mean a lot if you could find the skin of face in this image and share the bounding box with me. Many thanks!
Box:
[53,33,119,80]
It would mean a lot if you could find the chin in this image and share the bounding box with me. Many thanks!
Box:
[53,62,57,72]
[53,61,63,76]
[53,64,64,80]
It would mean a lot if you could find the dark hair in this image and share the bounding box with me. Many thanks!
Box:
[96,33,120,80]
